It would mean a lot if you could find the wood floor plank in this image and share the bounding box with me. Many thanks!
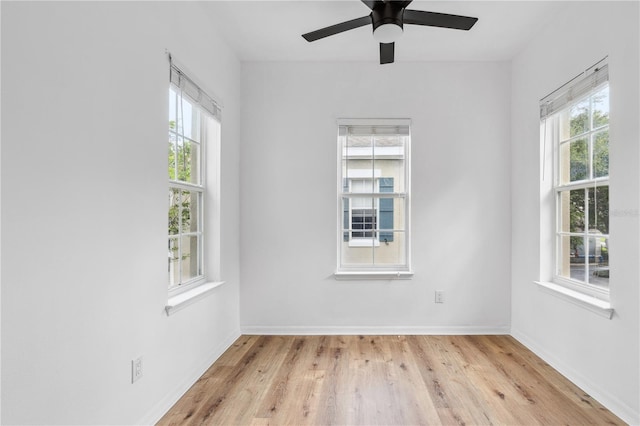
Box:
[452,336,536,425]
[483,335,620,425]
[423,335,500,425]
[157,335,625,426]
[214,336,294,425]
[377,336,439,425]
[313,335,352,425]
[255,337,327,425]
[354,336,407,425]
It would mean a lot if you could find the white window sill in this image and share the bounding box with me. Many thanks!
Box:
[335,271,414,280]
[534,281,613,319]
[165,281,225,316]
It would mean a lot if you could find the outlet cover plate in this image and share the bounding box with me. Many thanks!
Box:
[132,357,143,383]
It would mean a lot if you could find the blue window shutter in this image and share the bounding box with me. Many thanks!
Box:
[379,178,394,242]
[343,179,349,241]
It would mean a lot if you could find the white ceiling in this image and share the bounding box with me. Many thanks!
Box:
[202,1,568,63]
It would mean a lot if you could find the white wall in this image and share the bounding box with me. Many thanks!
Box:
[510,2,639,424]
[4,1,636,424]
[240,61,512,334]
[1,2,241,424]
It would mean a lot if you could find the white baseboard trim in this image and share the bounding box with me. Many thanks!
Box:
[511,329,639,425]
[137,328,241,425]
[240,325,511,335]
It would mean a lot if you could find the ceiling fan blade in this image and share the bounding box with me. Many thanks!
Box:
[302,15,372,42]
[380,42,394,64]
[403,9,478,30]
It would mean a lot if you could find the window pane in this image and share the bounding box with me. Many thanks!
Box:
[588,186,609,234]
[593,130,609,178]
[180,190,200,234]
[189,141,201,184]
[558,189,585,233]
[175,138,200,184]
[341,243,374,266]
[351,196,374,209]
[180,235,200,282]
[345,160,374,182]
[374,136,405,192]
[373,232,406,265]
[592,87,609,128]
[346,134,372,153]
[390,198,405,231]
[168,237,179,287]
[588,236,609,287]
[168,189,180,235]
[345,136,373,161]
[558,235,585,282]
[569,99,589,137]
[559,138,588,183]
[168,132,177,180]
[351,179,374,194]
[341,197,349,241]
[569,189,586,232]
[344,135,374,182]
[178,96,201,142]
[187,105,201,143]
[169,88,177,130]
[374,135,404,151]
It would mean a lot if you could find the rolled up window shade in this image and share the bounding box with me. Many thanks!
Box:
[540,59,608,120]
[337,118,411,137]
[170,59,221,120]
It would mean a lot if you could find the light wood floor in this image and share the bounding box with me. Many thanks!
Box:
[158,335,623,425]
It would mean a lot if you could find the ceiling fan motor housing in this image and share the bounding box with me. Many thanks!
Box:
[371,2,405,33]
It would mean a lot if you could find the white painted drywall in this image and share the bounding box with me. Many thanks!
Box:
[1,2,241,424]
[510,2,639,423]
[239,61,512,334]
[4,1,637,424]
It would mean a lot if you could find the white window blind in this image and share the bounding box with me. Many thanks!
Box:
[170,57,221,121]
[540,59,608,119]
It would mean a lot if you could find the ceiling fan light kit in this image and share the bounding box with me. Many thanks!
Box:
[373,24,403,44]
[302,0,478,64]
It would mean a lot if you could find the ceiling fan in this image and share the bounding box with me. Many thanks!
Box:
[302,0,478,64]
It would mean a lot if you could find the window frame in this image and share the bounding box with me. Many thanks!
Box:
[539,59,612,309]
[335,118,412,279]
[167,59,222,298]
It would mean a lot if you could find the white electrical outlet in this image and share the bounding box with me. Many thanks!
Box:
[132,357,143,383]
[435,291,444,304]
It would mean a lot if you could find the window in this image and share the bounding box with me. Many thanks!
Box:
[540,59,609,299]
[168,60,221,293]
[336,119,411,278]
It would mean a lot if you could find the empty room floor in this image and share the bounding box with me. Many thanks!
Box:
[158,335,622,425]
